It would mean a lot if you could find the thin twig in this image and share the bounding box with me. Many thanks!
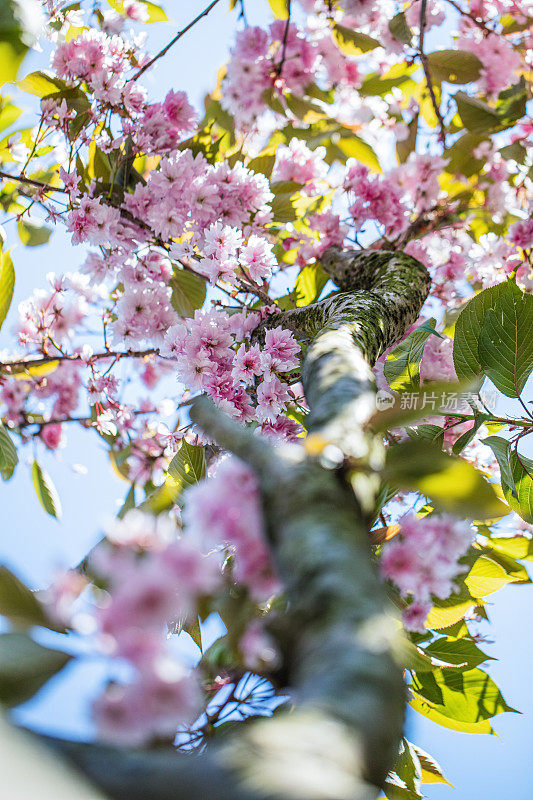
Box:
[0,170,69,195]
[275,0,293,77]
[132,0,224,82]
[418,0,446,145]
[0,348,160,372]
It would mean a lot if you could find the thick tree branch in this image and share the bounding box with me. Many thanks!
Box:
[36,248,430,800]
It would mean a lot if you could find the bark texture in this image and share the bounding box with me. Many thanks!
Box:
[39,247,431,800]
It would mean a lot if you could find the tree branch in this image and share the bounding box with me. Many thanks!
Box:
[0,348,160,374]
[36,248,429,800]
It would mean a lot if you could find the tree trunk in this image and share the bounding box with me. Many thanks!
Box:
[40,248,431,800]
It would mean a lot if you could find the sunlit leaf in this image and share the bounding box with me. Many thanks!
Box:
[0,248,15,331]
[0,423,17,481]
[333,24,381,55]
[32,460,62,519]
[477,280,533,397]
[384,439,507,519]
[384,319,439,393]
[168,441,206,492]
[268,0,289,19]
[410,692,494,733]
[17,218,51,247]
[411,667,517,723]
[484,436,533,523]
[427,50,482,84]
[465,554,514,597]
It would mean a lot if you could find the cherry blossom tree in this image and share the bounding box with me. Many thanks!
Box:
[0,0,532,798]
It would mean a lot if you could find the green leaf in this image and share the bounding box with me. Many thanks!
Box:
[384,439,507,519]
[484,436,533,523]
[17,70,66,97]
[397,114,418,164]
[410,691,493,733]
[445,132,488,178]
[168,441,206,492]
[142,1,168,22]
[268,0,289,18]
[424,636,491,671]
[465,554,514,597]
[384,319,438,393]
[335,134,381,172]
[293,263,328,307]
[32,460,62,519]
[410,743,451,786]
[17,218,52,247]
[169,267,206,318]
[360,65,418,97]
[427,50,482,84]
[0,632,70,707]
[477,281,533,397]
[425,586,477,630]
[247,153,276,178]
[284,93,325,123]
[0,248,15,331]
[452,280,509,384]
[333,24,381,55]
[0,101,21,133]
[117,483,136,519]
[0,0,36,85]
[411,667,517,723]
[0,423,17,481]
[388,12,412,45]
[486,534,533,561]
[454,92,501,134]
[0,566,64,631]
[385,739,422,800]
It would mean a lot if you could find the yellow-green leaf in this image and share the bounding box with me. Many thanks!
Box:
[32,460,62,519]
[0,249,15,331]
[333,24,381,55]
[268,0,289,18]
[0,423,17,481]
[18,218,51,247]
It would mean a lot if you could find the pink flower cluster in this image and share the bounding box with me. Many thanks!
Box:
[222,23,319,128]
[184,457,280,602]
[459,28,523,98]
[344,162,409,239]
[509,217,533,250]
[89,511,222,745]
[381,513,474,632]
[161,309,302,437]
[272,138,328,192]
[393,154,448,214]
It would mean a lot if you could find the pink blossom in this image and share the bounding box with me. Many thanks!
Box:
[232,343,263,385]
[509,218,533,250]
[40,423,65,450]
[264,327,300,372]
[420,335,457,384]
[184,457,279,601]
[381,513,474,631]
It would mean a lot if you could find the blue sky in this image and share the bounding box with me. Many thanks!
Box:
[1,1,532,797]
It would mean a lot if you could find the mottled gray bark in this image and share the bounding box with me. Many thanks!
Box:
[38,247,430,800]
